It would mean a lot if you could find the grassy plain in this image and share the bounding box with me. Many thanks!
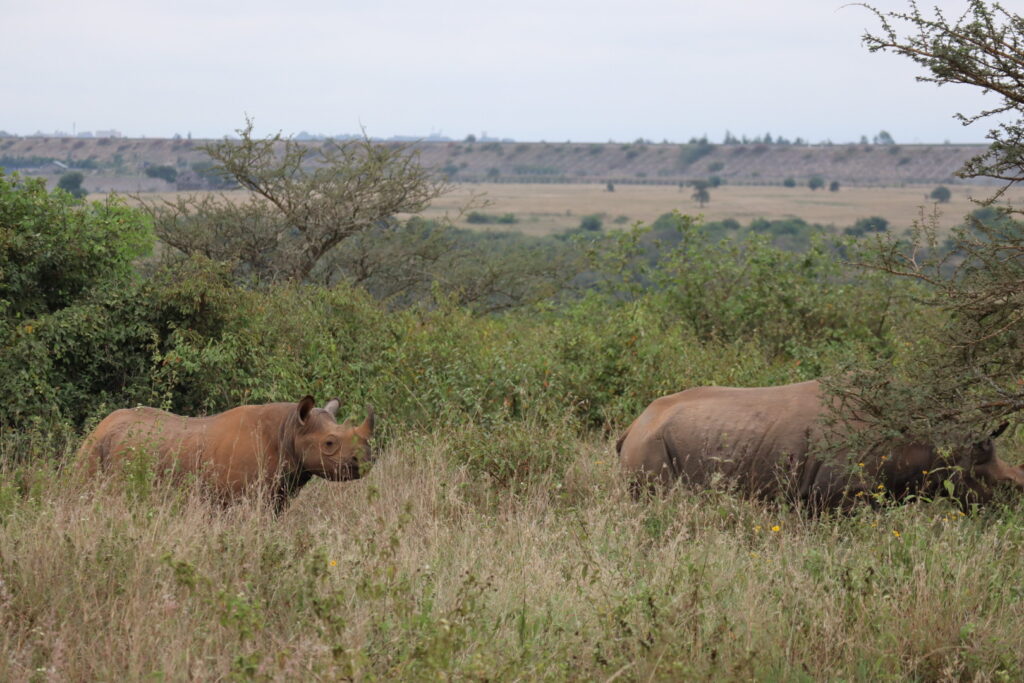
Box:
[3,435,1024,680]
[420,182,1024,235]
[117,182,1024,237]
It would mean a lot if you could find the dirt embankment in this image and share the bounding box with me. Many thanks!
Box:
[0,135,991,193]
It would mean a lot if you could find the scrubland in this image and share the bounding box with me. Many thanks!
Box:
[4,171,1024,680]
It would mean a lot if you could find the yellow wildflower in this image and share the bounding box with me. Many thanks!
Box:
[754,525,762,532]
[858,462,865,467]
[892,530,901,538]
[771,525,781,533]
[329,560,338,567]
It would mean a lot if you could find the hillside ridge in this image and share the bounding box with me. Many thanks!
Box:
[0,136,992,194]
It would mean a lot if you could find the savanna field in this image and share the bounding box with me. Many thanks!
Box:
[3,165,1024,681]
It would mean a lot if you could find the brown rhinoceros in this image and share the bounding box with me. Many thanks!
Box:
[78,396,374,509]
[617,380,1024,509]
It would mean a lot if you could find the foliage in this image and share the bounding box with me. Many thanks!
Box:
[808,174,825,191]
[583,213,900,365]
[578,214,603,232]
[677,139,713,167]
[140,117,450,282]
[690,180,710,207]
[0,256,232,428]
[0,173,904,434]
[0,171,152,320]
[465,211,517,225]
[862,0,1024,187]
[57,172,87,199]
[316,218,583,313]
[144,164,178,183]
[873,130,896,145]
[843,216,890,236]
[188,160,235,189]
[0,155,52,169]
[930,185,952,203]
[837,1,1024,445]
[783,177,796,188]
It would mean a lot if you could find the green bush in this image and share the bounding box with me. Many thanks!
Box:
[0,171,152,320]
[145,165,178,183]
[930,185,952,203]
[57,172,88,199]
[0,172,911,454]
[465,212,518,225]
[844,216,890,237]
[678,140,713,167]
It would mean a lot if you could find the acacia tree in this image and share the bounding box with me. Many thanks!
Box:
[690,180,710,207]
[142,118,450,282]
[827,1,1024,445]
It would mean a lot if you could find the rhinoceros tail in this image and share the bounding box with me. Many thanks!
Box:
[74,431,104,480]
[615,427,630,456]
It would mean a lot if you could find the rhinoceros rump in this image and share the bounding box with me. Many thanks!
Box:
[78,396,374,509]
[617,380,1024,509]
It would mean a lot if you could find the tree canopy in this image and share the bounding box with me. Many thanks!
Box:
[141,118,450,283]
[833,1,1024,445]
[860,1,1023,191]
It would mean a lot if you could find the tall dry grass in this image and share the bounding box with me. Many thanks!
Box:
[2,429,1023,680]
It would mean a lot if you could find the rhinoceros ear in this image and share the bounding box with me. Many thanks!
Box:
[323,398,341,418]
[355,405,375,440]
[297,396,316,425]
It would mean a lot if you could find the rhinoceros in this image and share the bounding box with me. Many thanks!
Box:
[617,380,1024,509]
[78,396,374,510]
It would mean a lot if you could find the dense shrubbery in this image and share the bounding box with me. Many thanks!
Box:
[0,171,152,321]
[465,211,517,225]
[0,173,911,448]
[144,164,178,183]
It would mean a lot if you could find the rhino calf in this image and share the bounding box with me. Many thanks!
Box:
[78,396,374,509]
[617,380,1024,510]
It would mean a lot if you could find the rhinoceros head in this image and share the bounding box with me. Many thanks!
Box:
[291,397,375,481]
[944,423,1024,504]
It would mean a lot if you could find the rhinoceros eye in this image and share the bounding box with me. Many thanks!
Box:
[323,438,338,452]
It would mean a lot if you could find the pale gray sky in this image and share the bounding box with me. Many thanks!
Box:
[1,1,1006,143]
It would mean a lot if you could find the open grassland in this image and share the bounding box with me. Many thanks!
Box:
[2,434,1024,681]
[423,183,1024,235]
[124,183,1024,238]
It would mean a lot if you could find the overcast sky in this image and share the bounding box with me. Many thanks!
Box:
[1,1,1006,143]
